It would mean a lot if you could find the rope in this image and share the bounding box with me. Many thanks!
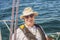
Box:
[0,20,11,22]
[3,21,10,31]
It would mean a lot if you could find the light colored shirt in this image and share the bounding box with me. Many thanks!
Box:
[12,24,47,40]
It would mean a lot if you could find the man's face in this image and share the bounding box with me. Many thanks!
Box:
[24,14,35,27]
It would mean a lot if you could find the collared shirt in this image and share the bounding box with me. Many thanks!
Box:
[12,24,46,40]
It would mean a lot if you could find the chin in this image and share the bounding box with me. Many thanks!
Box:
[29,23,34,25]
[29,22,33,24]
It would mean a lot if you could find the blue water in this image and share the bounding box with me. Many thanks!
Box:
[0,0,60,40]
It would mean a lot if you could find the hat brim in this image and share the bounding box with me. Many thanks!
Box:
[20,12,38,19]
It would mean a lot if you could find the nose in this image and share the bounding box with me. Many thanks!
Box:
[28,16,32,19]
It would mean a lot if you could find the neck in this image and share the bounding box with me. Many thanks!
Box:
[25,24,34,27]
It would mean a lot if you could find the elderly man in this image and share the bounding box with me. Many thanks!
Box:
[12,7,52,40]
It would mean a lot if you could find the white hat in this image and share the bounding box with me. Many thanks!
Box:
[20,7,38,19]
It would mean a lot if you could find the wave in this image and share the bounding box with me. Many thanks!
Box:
[41,20,60,24]
[38,20,60,33]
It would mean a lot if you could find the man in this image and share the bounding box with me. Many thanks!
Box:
[12,7,52,40]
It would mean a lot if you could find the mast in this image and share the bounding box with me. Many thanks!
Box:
[10,0,19,40]
[14,0,19,40]
[9,0,15,40]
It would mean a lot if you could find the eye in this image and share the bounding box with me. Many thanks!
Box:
[24,14,34,19]
[24,16,29,18]
[30,14,34,18]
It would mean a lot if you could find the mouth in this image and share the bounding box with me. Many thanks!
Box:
[28,20,33,22]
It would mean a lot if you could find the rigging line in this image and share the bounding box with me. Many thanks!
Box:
[14,0,20,40]
[9,0,16,40]
[0,20,11,22]
[3,21,10,31]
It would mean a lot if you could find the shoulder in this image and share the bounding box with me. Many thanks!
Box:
[35,24,46,34]
[34,24,42,28]
[17,24,25,33]
[16,28,22,33]
[19,24,25,30]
